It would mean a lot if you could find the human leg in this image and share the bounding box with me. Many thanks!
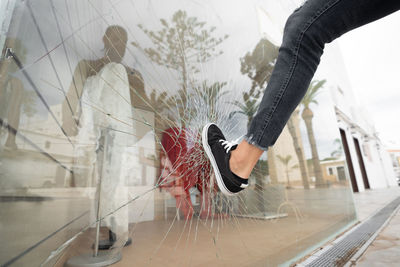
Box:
[204,0,400,195]
[232,0,400,178]
[245,0,400,150]
[229,140,263,178]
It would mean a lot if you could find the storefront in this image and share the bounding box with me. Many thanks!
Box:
[0,1,357,266]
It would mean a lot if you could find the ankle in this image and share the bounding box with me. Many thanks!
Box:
[228,141,264,178]
[229,151,250,178]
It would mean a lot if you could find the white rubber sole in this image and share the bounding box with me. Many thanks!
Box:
[202,123,236,196]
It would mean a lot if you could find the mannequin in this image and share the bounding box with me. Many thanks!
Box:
[62,25,148,137]
[62,25,149,249]
[76,61,132,250]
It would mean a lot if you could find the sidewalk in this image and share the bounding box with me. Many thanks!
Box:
[352,186,400,222]
[297,186,400,266]
[355,189,400,266]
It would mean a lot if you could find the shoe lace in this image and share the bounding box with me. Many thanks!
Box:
[219,135,243,154]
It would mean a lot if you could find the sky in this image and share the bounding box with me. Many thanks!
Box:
[338,10,400,148]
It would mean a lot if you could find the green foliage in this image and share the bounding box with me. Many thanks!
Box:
[322,157,339,161]
[228,97,259,125]
[240,39,279,92]
[277,154,292,166]
[132,10,228,81]
[256,159,269,176]
[277,154,298,187]
[132,10,229,124]
[149,89,174,113]
[277,154,299,170]
[230,39,279,129]
[330,138,344,158]
[301,79,326,109]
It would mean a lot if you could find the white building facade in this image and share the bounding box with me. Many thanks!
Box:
[329,68,398,192]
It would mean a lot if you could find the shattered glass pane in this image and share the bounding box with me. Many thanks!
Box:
[0,0,357,266]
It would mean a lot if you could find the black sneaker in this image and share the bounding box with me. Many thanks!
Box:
[202,123,248,195]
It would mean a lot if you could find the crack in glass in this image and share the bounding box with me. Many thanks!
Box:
[0,0,357,266]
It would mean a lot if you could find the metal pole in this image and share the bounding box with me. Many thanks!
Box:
[65,128,121,267]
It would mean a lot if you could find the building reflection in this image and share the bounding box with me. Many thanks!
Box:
[0,1,370,266]
[0,38,27,150]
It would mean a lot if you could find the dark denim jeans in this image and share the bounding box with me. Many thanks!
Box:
[245,0,400,151]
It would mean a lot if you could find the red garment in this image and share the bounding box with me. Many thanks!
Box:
[158,127,217,219]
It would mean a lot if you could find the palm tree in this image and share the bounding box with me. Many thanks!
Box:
[229,90,278,185]
[228,92,259,129]
[330,138,344,159]
[229,38,280,186]
[276,155,298,189]
[287,110,310,189]
[266,148,278,184]
[301,79,326,187]
[229,89,277,214]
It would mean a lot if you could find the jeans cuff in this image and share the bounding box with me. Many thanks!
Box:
[243,134,269,151]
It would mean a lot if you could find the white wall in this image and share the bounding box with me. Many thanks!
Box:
[320,43,398,192]
[337,122,397,191]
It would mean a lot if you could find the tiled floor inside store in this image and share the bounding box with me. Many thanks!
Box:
[55,188,357,267]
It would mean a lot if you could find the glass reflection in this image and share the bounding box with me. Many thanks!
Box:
[0,38,26,151]
[0,0,357,266]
